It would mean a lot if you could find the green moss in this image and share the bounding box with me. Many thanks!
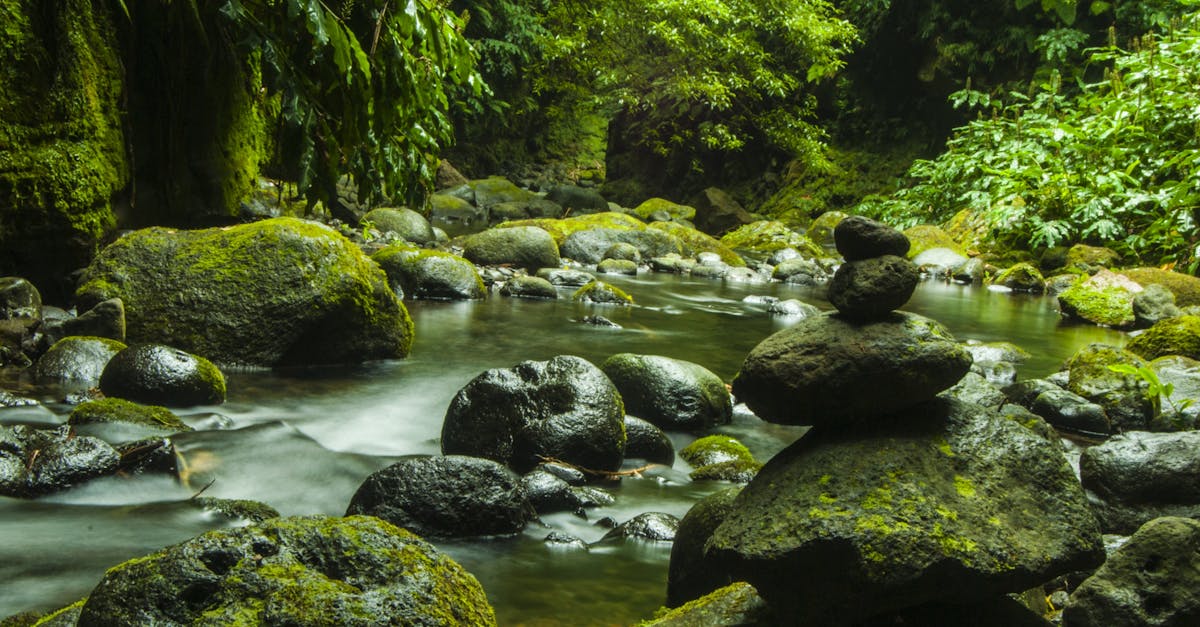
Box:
[573,280,634,305]
[902,225,967,259]
[719,221,828,257]
[954,475,976,498]
[679,435,755,467]
[1058,275,1137,328]
[648,222,746,266]
[806,211,848,249]
[633,198,696,221]
[688,459,763,482]
[1126,315,1200,361]
[69,397,191,432]
[1121,267,1200,307]
[29,599,87,627]
[992,262,1045,292]
[498,211,647,244]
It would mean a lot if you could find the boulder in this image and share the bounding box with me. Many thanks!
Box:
[0,425,119,498]
[1057,270,1141,328]
[600,512,680,542]
[952,257,988,284]
[834,216,910,261]
[1080,431,1200,534]
[690,187,755,236]
[903,225,967,259]
[648,221,745,267]
[668,487,743,606]
[827,255,920,320]
[441,355,627,473]
[430,192,487,236]
[69,397,191,434]
[732,312,972,427]
[361,207,435,245]
[939,372,1007,410]
[346,455,532,538]
[1064,517,1200,627]
[60,297,126,342]
[1133,284,1182,328]
[720,221,825,258]
[679,435,754,468]
[519,469,609,515]
[1029,386,1112,435]
[623,416,675,465]
[1063,344,1153,432]
[468,176,539,210]
[633,198,697,222]
[573,280,634,305]
[460,226,560,272]
[536,268,595,287]
[77,515,497,626]
[0,277,42,327]
[1120,267,1200,307]
[766,299,821,318]
[99,343,226,407]
[74,217,413,367]
[688,459,762,483]
[994,263,1046,293]
[602,242,641,262]
[435,159,468,190]
[1064,244,1120,273]
[705,399,1105,625]
[33,336,126,390]
[596,259,638,276]
[561,228,682,264]
[499,275,558,300]
[807,210,849,249]
[372,245,485,300]
[1126,315,1200,361]
[601,353,731,431]
[546,184,608,214]
[642,582,773,627]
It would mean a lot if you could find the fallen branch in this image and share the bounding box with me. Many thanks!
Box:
[536,456,660,479]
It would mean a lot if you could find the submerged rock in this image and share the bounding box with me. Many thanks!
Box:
[441,355,626,473]
[99,343,226,407]
[703,399,1104,625]
[77,515,497,626]
[601,353,731,431]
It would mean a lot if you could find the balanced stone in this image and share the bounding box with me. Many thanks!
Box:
[827,255,920,319]
[732,311,971,427]
[834,215,910,261]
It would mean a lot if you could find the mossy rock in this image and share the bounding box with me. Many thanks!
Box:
[498,212,647,244]
[648,222,745,267]
[372,245,485,300]
[459,225,561,272]
[69,397,191,433]
[1065,244,1120,273]
[680,435,755,468]
[1057,270,1139,328]
[468,176,538,208]
[0,1,127,301]
[640,582,772,626]
[22,599,86,627]
[1120,267,1200,307]
[902,224,967,259]
[76,515,497,626]
[806,210,849,249]
[191,497,280,523]
[429,192,487,237]
[633,198,697,222]
[941,209,994,255]
[1064,343,1154,431]
[992,262,1045,293]
[688,459,763,483]
[99,343,226,407]
[499,275,558,299]
[75,217,413,367]
[573,281,634,305]
[1126,315,1200,361]
[362,207,435,245]
[720,221,827,258]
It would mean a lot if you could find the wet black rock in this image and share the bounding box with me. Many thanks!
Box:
[33,336,127,390]
[600,512,680,542]
[1079,431,1200,534]
[0,425,120,498]
[601,353,731,431]
[667,487,743,606]
[834,216,910,261]
[622,416,675,465]
[346,455,532,538]
[827,255,920,320]
[99,343,226,407]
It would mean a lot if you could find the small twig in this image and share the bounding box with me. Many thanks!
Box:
[189,479,217,500]
[537,456,659,479]
[26,449,40,472]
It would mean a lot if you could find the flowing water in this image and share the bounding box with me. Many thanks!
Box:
[0,275,1125,625]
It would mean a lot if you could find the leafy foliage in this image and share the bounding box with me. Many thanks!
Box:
[857,11,1200,268]
[1108,363,1194,417]
[218,0,480,211]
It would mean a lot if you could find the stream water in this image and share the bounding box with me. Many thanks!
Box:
[0,275,1125,625]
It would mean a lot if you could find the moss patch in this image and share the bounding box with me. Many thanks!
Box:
[719,221,828,257]
[1126,315,1200,361]
[1121,267,1200,307]
[69,397,191,432]
[648,222,745,266]
[1057,272,1138,328]
[633,198,696,222]
[498,212,647,244]
[902,225,967,259]
[680,435,755,468]
[573,280,634,305]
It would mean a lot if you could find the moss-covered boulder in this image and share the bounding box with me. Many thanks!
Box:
[668,487,744,606]
[32,336,126,390]
[75,217,413,367]
[704,399,1104,625]
[806,210,849,249]
[720,221,826,258]
[993,263,1046,293]
[641,582,772,627]
[499,275,558,300]
[903,225,967,259]
[545,184,608,214]
[561,228,683,264]
[1121,267,1200,307]
[601,354,731,431]
[573,280,634,305]
[99,344,226,407]
[69,397,191,434]
[1057,270,1141,328]
[648,222,746,266]
[362,207,436,245]
[372,245,485,301]
[942,208,994,255]
[597,258,639,275]
[633,198,697,222]
[679,436,754,468]
[498,212,647,243]
[459,226,561,272]
[430,192,487,237]
[1126,315,1200,361]
[1065,243,1120,273]
[1063,343,1154,432]
[0,1,127,301]
[76,515,497,626]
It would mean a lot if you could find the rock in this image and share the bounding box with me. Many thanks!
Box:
[573,280,634,305]
[1057,270,1142,328]
[648,222,746,267]
[361,207,435,245]
[601,353,731,431]
[623,416,675,465]
[597,258,638,275]
[544,531,589,550]
[834,216,910,261]
[994,263,1046,293]
[60,298,126,342]
[952,257,988,284]
[688,262,728,279]
[488,198,562,223]
[869,595,1055,627]
[679,435,754,468]
[690,187,755,236]
[1045,273,1078,297]
[766,299,820,317]
[0,277,42,327]
[536,268,594,287]
[807,210,849,249]
[69,397,192,434]
[732,312,972,427]
[633,198,697,222]
[546,184,608,214]
[430,192,487,236]
[720,221,825,258]
[191,497,280,523]
[649,255,695,274]
[600,512,680,542]
[536,462,587,485]
[903,225,967,259]
[1149,356,1200,430]
[1120,267,1200,307]
[1080,432,1200,534]
[33,336,126,390]
[668,487,743,606]
[1064,244,1120,273]
[1030,386,1112,435]
[912,247,969,275]
[74,218,413,367]
[441,355,626,473]
[705,399,1105,625]
[964,340,1032,366]
[772,257,822,281]
[560,227,682,264]
[1063,344,1153,432]
[1064,517,1200,627]
[1126,315,1200,361]
[688,460,762,483]
[469,176,539,210]
[499,275,558,299]
[521,469,577,515]
[603,242,642,262]
[1133,284,1182,328]
[77,515,497,625]
[1003,378,1064,408]
[435,159,468,190]
[346,455,531,538]
[372,245,485,300]
[939,372,1007,410]
[827,255,920,319]
[642,582,773,626]
[99,343,226,407]
[460,226,561,272]
[0,425,120,498]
